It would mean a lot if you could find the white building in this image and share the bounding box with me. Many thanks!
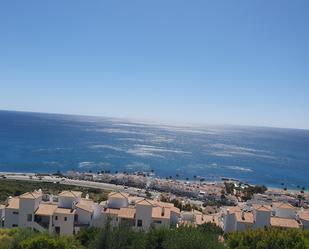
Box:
[4,197,20,228]
[222,202,303,233]
[272,202,296,219]
[100,192,181,230]
[298,210,309,230]
[2,190,98,235]
[252,204,271,229]
[0,204,5,227]
[2,190,197,234]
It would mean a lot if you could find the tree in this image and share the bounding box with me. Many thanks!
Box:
[20,234,82,249]
[227,228,309,249]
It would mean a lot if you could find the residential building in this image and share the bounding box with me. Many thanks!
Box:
[101,192,181,230]
[273,202,296,218]
[2,190,99,235]
[298,210,309,230]
[0,204,5,227]
[222,202,305,233]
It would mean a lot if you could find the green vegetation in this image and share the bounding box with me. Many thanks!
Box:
[160,196,203,212]
[1,225,309,249]
[224,182,267,201]
[0,223,223,249]
[82,221,224,249]
[0,179,109,203]
[241,185,267,201]
[227,228,309,249]
[0,229,82,249]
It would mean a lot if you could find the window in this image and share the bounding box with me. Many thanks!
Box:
[64,217,67,221]
[13,211,19,215]
[27,214,32,222]
[137,219,142,227]
[154,220,162,224]
[12,224,18,227]
[55,216,58,221]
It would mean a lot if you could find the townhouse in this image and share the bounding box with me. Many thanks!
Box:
[1,190,101,235]
[100,192,181,230]
[222,202,309,233]
[0,190,182,234]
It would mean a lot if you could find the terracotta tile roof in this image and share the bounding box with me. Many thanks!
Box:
[55,207,76,215]
[273,202,295,210]
[154,201,174,208]
[6,197,19,209]
[225,206,242,213]
[253,204,272,212]
[35,203,58,216]
[152,206,171,219]
[170,206,181,214]
[203,214,220,226]
[235,212,254,224]
[58,191,82,198]
[271,217,300,229]
[76,201,94,213]
[128,196,144,203]
[298,211,309,222]
[136,199,155,206]
[102,208,121,215]
[20,191,42,199]
[108,192,129,199]
[118,207,136,219]
[195,213,205,225]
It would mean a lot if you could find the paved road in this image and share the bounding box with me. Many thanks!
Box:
[1,173,202,205]
[1,173,149,197]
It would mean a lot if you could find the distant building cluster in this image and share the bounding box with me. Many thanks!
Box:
[66,171,230,202]
[0,189,220,235]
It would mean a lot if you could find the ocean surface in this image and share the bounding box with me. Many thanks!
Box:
[0,110,309,189]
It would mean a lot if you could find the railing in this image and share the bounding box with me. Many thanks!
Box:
[32,221,47,233]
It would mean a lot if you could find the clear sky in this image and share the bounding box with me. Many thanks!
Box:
[0,0,308,129]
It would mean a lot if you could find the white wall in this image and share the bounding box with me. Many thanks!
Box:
[92,204,102,219]
[0,208,4,219]
[136,204,152,230]
[108,197,128,209]
[53,213,75,235]
[18,198,35,228]
[274,207,296,219]
[223,212,236,233]
[4,209,19,228]
[59,196,79,209]
[301,219,309,230]
[253,210,271,229]
[170,211,180,226]
[76,208,92,225]
[181,212,194,222]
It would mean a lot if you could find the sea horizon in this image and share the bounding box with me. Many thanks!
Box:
[1,109,309,190]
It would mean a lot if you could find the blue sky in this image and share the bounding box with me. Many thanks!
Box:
[0,0,308,129]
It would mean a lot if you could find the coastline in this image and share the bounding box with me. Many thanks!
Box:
[1,171,307,195]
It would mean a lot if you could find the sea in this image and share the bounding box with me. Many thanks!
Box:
[0,110,309,189]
